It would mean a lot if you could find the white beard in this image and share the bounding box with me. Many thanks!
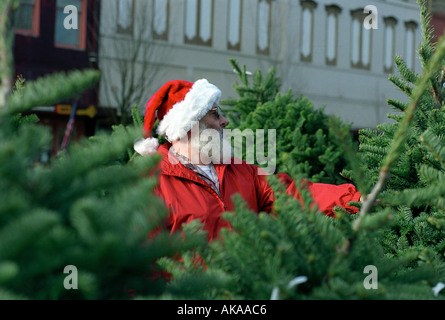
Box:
[190,121,233,164]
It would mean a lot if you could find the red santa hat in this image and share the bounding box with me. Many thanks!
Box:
[134,79,221,156]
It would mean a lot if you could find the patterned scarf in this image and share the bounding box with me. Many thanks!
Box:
[172,150,221,197]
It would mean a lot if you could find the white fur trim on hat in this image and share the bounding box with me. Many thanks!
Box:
[156,79,221,141]
[134,137,159,156]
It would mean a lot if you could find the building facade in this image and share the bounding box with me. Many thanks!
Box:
[12,0,100,158]
[98,0,434,131]
[431,0,445,40]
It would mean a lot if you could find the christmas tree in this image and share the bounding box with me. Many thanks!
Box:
[160,0,445,300]
[352,0,445,265]
[0,1,208,300]
[222,59,353,184]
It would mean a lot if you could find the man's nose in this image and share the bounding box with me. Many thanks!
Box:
[220,115,229,127]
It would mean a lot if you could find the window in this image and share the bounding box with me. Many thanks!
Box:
[384,17,397,73]
[117,0,134,35]
[351,9,372,70]
[184,0,213,46]
[153,0,169,40]
[54,0,87,50]
[227,0,242,51]
[257,0,271,55]
[12,0,41,36]
[300,0,317,62]
[405,21,417,70]
[325,4,341,65]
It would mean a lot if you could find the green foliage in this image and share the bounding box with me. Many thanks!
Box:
[0,72,210,298]
[356,0,445,264]
[164,177,444,299]
[4,0,445,302]
[222,58,354,184]
[160,0,445,300]
[0,17,210,297]
[3,70,101,116]
[115,105,168,163]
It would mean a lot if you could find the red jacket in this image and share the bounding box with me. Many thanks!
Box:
[154,142,361,241]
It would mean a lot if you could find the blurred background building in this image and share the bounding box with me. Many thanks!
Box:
[97,0,430,131]
[11,0,100,158]
[431,0,445,40]
[10,0,445,155]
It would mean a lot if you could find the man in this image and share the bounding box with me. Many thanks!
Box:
[134,79,361,241]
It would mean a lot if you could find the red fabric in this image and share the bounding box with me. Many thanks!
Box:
[143,80,193,139]
[153,143,361,241]
[276,173,361,217]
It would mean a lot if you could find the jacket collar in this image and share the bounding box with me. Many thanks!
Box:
[157,142,229,184]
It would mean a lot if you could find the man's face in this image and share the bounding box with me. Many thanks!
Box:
[188,104,232,164]
[200,104,228,132]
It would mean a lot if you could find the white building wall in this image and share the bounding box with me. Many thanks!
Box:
[98,0,424,130]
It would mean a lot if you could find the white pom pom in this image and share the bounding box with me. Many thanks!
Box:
[433,282,445,297]
[134,137,159,156]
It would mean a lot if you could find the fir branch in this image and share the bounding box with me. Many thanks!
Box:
[229,58,249,86]
[421,129,445,167]
[3,69,100,116]
[394,55,419,84]
[385,183,445,208]
[358,128,379,141]
[12,74,25,95]
[354,33,445,232]
[386,113,404,122]
[33,126,143,210]
[328,117,369,193]
[430,82,443,109]
[0,209,60,260]
[418,164,445,184]
[130,105,143,129]
[387,99,408,112]
[389,74,413,96]
[359,144,389,157]
[417,0,435,66]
